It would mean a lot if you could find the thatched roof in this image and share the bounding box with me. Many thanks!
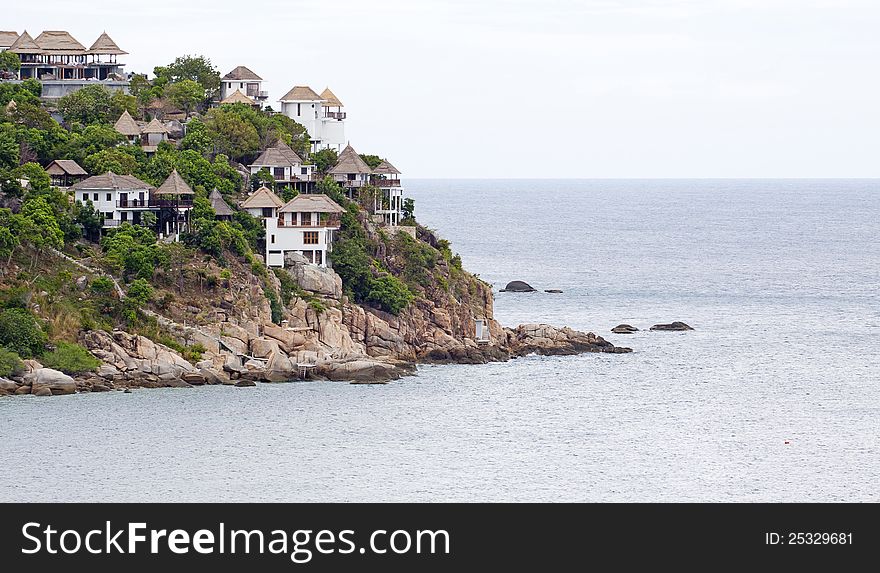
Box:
[240,186,284,209]
[320,87,343,107]
[113,110,141,137]
[9,31,40,54]
[154,169,194,196]
[34,31,86,54]
[141,118,169,134]
[0,31,19,47]
[209,189,234,216]
[279,85,322,101]
[372,160,401,175]
[71,172,153,191]
[220,89,255,105]
[45,159,87,176]
[328,144,372,175]
[223,66,262,81]
[88,32,127,55]
[250,141,303,167]
[279,194,345,214]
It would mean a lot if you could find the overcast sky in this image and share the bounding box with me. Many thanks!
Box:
[8,0,880,177]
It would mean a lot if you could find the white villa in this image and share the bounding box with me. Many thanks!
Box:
[220,66,267,107]
[240,187,344,268]
[371,159,404,226]
[248,142,314,192]
[2,30,129,98]
[70,169,193,239]
[278,86,346,152]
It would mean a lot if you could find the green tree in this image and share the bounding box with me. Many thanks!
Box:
[155,55,221,97]
[203,106,260,161]
[0,308,47,358]
[366,275,414,315]
[20,196,64,252]
[127,278,153,305]
[359,154,383,170]
[0,51,21,73]
[179,117,212,154]
[40,342,100,374]
[310,148,338,173]
[164,79,205,115]
[252,167,275,190]
[0,128,18,169]
[401,198,415,224]
[0,346,24,377]
[73,200,103,242]
[57,85,113,125]
[83,148,139,175]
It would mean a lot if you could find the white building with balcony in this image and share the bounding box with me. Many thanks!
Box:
[220,66,267,107]
[278,85,346,152]
[370,159,404,226]
[241,187,343,268]
[70,170,193,239]
[248,142,314,192]
[71,171,155,228]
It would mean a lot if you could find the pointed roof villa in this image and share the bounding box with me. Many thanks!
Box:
[251,141,303,166]
[329,144,372,174]
[141,118,169,134]
[223,66,262,81]
[241,186,284,209]
[279,85,323,102]
[9,31,40,54]
[154,169,194,196]
[372,159,401,175]
[33,30,86,54]
[279,193,345,214]
[209,189,234,217]
[320,87,343,108]
[88,31,127,55]
[220,89,255,105]
[71,172,153,191]
[114,110,141,137]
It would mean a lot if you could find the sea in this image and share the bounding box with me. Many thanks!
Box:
[1,179,878,502]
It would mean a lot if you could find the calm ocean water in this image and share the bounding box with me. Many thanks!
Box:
[2,179,878,502]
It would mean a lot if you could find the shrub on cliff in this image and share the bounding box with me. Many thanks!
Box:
[0,308,47,358]
[40,342,100,375]
[0,346,24,377]
[366,275,414,315]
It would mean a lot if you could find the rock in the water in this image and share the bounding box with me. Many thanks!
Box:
[611,324,639,334]
[650,321,694,331]
[25,368,77,396]
[316,359,405,383]
[91,384,112,392]
[544,289,563,293]
[500,280,536,293]
[33,387,52,397]
[235,379,256,387]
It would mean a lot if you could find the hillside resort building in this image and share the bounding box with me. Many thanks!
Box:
[0,30,129,98]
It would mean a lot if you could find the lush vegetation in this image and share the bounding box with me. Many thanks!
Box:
[40,342,100,374]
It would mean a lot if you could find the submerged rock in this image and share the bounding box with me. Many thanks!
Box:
[507,324,632,356]
[500,280,536,293]
[544,289,563,293]
[650,322,694,331]
[611,324,639,334]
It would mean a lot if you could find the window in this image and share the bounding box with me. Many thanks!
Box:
[93,193,99,201]
[120,212,128,221]
[301,167,308,175]
[297,103,301,116]
[262,207,274,218]
[303,231,318,245]
[300,213,312,226]
[315,250,323,266]
[270,234,275,244]
[104,212,113,219]
[274,167,285,179]
[106,193,112,201]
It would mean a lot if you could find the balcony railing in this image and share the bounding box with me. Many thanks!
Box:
[339,179,367,188]
[117,198,194,208]
[277,216,340,228]
[371,177,401,186]
[324,111,346,120]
